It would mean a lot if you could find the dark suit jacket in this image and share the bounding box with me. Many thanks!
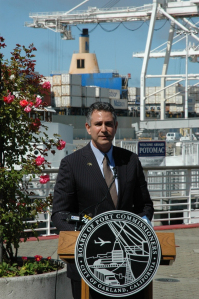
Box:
[51,143,153,280]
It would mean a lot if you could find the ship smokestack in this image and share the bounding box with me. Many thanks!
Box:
[69,28,99,74]
[79,28,89,54]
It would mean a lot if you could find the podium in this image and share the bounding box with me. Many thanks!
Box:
[57,231,176,299]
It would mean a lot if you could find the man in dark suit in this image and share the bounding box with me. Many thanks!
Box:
[52,102,153,299]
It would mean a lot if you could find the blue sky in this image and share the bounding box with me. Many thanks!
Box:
[1,0,199,87]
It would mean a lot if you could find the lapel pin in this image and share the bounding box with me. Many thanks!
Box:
[87,163,92,166]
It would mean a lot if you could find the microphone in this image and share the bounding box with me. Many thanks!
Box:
[113,167,118,179]
[59,212,92,231]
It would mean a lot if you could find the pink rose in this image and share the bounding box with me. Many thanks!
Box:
[3,92,14,104]
[42,81,51,90]
[35,97,42,108]
[39,174,50,184]
[24,106,32,113]
[35,156,45,166]
[20,99,28,107]
[57,140,66,150]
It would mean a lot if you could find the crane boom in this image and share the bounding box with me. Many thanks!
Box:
[25,1,199,40]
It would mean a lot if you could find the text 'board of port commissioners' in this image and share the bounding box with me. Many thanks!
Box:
[75,211,161,297]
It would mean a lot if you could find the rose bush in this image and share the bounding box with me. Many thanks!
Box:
[0,37,66,266]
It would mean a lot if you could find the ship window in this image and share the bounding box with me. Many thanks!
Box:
[77,59,85,68]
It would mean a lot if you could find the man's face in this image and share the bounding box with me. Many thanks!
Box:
[85,110,118,153]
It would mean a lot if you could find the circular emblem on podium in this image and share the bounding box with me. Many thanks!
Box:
[75,211,161,297]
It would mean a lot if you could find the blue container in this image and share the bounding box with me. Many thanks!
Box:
[81,73,123,94]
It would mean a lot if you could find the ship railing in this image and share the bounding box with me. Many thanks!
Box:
[22,165,199,236]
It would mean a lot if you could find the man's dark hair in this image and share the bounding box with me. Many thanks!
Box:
[86,102,117,126]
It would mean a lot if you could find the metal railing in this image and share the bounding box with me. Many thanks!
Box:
[143,166,199,226]
[23,163,199,236]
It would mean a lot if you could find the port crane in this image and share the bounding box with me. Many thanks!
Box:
[89,221,151,284]
[25,0,199,130]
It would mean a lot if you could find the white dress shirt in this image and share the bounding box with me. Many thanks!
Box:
[90,141,118,194]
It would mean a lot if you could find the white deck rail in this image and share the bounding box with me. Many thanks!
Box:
[23,163,199,236]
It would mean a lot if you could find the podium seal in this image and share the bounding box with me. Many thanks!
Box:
[75,211,161,297]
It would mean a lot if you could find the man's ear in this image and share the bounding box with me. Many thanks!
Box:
[85,123,91,135]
